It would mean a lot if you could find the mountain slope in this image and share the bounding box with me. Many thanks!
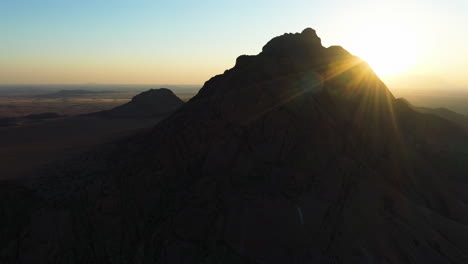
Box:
[2,28,468,264]
[400,97,468,132]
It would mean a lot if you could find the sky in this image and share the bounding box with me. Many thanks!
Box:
[1,0,468,88]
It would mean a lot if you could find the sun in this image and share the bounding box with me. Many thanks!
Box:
[346,23,420,78]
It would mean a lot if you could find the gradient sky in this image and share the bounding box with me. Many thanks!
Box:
[1,0,468,87]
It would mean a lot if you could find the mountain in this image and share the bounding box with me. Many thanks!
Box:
[400,98,468,132]
[418,106,468,131]
[94,88,184,117]
[2,28,468,263]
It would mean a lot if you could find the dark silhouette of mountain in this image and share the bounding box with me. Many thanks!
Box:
[93,88,184,118]
[2,28,468,263]
[419,107,468,131]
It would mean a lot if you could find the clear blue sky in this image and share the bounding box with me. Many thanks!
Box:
[1,0,468,86]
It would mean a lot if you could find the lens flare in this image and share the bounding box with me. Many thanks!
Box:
[346,23,420,78]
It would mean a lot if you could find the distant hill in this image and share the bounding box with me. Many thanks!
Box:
[399,97,468,131]
[34,89,116,98]
[93,88,184,118]
[418,107,468,131]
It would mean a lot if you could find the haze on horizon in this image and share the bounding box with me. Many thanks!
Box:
[2,0,468,90]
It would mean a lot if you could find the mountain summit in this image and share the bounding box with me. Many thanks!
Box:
[2,28,468,264]
[96,88,183,117]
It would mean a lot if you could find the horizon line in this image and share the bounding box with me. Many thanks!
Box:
[0,83,203,87]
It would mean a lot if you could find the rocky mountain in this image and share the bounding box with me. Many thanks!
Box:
[2,28,468,263]
[94,88,184,117]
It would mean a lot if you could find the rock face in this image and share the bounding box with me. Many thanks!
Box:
[96,88,184,117]
[2,28,468,263]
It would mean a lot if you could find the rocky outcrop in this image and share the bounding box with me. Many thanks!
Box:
[95,88,184,118]
[1,28,468,264]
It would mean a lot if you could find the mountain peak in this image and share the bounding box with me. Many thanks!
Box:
[260,28,323,59]
[131,88,177,104]
[96,88,183,118]
[301,27,317,36]
[229,28,354,78]
[197,28,380,108]
[300,27,322,45]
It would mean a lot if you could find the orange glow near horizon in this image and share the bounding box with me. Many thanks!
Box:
[2,1,468,87]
